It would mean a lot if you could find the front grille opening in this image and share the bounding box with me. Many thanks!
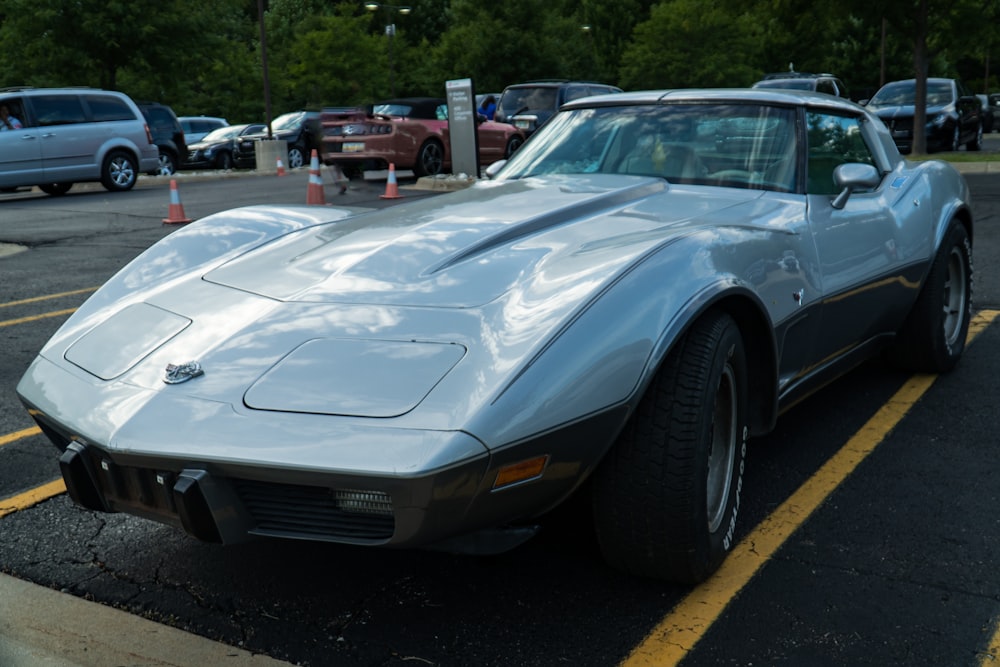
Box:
[233,480,394,541]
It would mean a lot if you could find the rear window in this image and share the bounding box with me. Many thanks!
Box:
[31,95,88,126]
[84,94,136,122]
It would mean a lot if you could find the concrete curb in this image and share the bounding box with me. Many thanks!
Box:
[0,574,293,667]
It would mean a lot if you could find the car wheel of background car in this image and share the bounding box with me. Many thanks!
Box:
[505,136,524,158]
[38,183,73,196]
[591,308,748,583]
[414,139,445,177]
[287,146,306,169]
[100,150,138,192]
[155,151,177,176]
[886,221,972,373]
[967,123,983,151]
[216,152,233,170]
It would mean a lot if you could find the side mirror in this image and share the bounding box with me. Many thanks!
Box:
[831,163,881,209]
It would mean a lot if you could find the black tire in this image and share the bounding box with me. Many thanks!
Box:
[38,182,73,196]
[592,309,749,583]
[505,135,524,158]
[155,150,177,176]
[887,222,972,372]
[287,145,306,169]
[101,150,138,191]
[414,140,445,177]
[215,151,233,170]
[967,123,983,151]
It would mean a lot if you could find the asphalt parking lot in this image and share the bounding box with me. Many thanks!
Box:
[2,159,1000,667]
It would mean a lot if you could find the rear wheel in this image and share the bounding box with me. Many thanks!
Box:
[887,222,972,372]
[101,150,138,191]
[38,183,73,196]
[414,139,445,176]
[154,150,177,176]
[592,309,749,583]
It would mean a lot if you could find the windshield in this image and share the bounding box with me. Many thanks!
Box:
[869,81,954,107]
[201,126,241,142]
[272,112,304,131]
[498,87,558,115]
[495,103,799,193]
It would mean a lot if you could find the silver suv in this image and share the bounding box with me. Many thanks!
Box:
[0,87,160,195]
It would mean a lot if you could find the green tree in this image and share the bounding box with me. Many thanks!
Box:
[619,0,762,89]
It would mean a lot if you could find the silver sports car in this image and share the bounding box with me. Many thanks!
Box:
[17,89,973,584]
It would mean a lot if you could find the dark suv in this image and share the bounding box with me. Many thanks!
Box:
[495,80,622,137]
[751,72,850,99]
[233,111,322,170]
[866,77,982,153]
[136,101,187,175]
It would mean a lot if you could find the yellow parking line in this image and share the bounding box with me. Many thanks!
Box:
[0,287,97,308]
[0,480,66,519]
[0,308,77,328]
[621,308,1000,667]
[0,426,41,447]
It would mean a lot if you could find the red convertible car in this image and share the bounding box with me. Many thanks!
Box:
[320,97,525,177]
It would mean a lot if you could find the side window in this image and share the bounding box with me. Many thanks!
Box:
[806,112,876,195]
[83,94,136,122]
[0,96,26,127]
[30,95,87,126]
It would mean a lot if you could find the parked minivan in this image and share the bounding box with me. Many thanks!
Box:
[0,87,160,195]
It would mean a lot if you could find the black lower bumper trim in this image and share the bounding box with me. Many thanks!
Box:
[59,442,111,513]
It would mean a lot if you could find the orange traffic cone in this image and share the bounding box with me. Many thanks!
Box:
[380,163,403,199]
[306,150,326,205]
[162,179,192,224]
[276,157,287,176]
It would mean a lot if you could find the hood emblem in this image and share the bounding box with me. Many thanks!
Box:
[164,361,204,384]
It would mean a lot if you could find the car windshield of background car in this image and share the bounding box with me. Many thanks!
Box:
[201,126,243,142]
[373,103,415,117]
[272,112,303,130]
[499,88,558,115]
[497,103,797,192]
[870,81,953,107]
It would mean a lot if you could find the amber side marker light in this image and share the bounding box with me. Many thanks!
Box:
[493,456,549,490]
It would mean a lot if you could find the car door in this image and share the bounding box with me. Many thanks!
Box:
[0,96,43,187]
[804,110,912,363]
[28,93,101,182]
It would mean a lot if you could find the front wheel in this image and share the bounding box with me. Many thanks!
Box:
[215,151,233,170]
[287,145,306,169]
[414,140,445,176]
[592,309,749,583]
[886,222,972,372]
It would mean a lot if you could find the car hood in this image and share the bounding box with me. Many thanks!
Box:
[203,175,767,309]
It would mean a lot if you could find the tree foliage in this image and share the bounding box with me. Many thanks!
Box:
[0,0,994,134]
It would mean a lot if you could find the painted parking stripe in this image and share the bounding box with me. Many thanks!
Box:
[0,480,66,519]
[0,308,77,328]
[0,287,97,309]
[621,309,1000,667]
[0,426,40,447]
